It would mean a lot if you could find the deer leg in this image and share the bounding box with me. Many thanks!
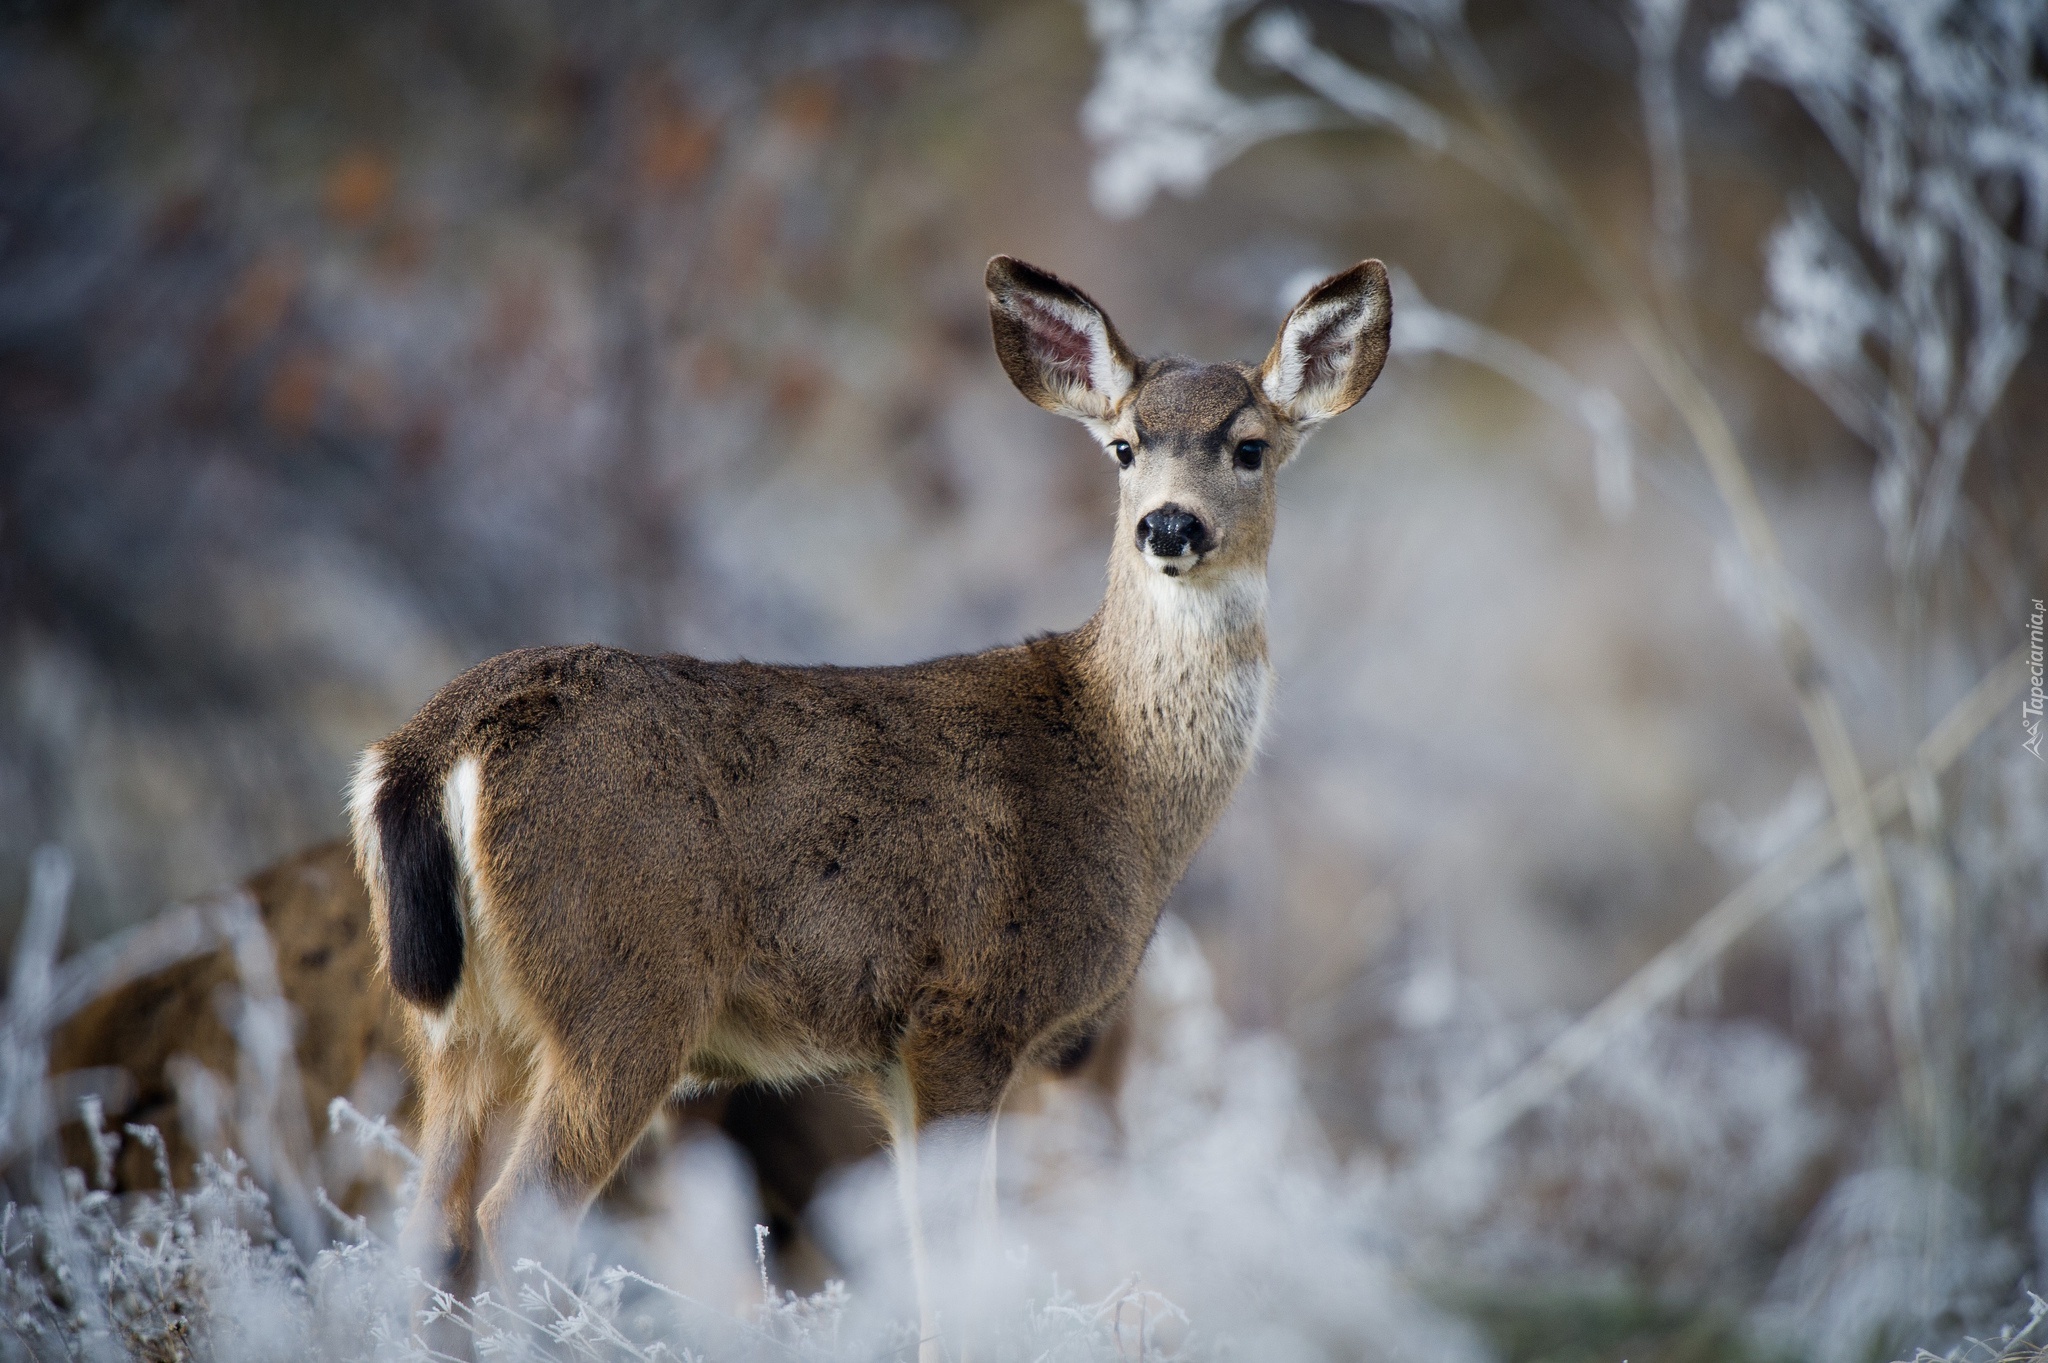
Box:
[890,1025,1018,1363]
[875,1063,943,1363]
[974,1088,1005,1253]
[855,1065,948,1363]
[473,1043,682,1291]
[916,1086,1012,1363]
[401,1037,504,1296]
[399,1037,519,1362]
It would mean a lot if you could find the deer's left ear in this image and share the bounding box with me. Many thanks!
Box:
[1261,260,1392,428]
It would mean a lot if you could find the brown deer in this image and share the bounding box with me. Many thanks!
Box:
[349,255,1392,1353]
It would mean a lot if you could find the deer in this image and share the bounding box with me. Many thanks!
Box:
[348,254,1392,1359]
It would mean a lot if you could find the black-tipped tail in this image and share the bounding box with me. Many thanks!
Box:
[374,753,464,1008]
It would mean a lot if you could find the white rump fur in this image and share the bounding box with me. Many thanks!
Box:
[442,755,482,896]
[346,749,385,921]
[1262,280,1387,426]
[418,756,487,1050]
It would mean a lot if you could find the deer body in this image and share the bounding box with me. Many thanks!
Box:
[362,605,1247,1095]
[351,256,1391,1332]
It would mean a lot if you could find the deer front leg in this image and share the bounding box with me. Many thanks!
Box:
[877,1025,1017,1363]
[874,1065,941,1363]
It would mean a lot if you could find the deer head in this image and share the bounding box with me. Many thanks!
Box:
[987,256,1392,587]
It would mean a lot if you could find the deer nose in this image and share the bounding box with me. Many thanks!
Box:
[1137,505,1210,558]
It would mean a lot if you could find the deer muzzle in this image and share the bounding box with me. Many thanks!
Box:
[1136,505,1212,563]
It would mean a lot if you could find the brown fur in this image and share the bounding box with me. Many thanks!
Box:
[350,256,1392,1297]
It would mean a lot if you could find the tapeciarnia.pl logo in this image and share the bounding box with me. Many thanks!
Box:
[2026,598,2045,761]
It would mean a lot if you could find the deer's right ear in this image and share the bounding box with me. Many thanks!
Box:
[987,256,1138,424]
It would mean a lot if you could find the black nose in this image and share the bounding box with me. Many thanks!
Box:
[1137,505,1210,557]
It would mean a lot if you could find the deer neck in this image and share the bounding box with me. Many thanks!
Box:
[1079,551,1273,877]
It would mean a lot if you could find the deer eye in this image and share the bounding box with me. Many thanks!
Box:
[1234,439,1268,471]
[1111,440,1134,468]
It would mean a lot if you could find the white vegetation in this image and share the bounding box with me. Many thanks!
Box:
[1081,0,1328,221]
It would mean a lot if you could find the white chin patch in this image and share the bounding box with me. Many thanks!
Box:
[1144,550,1199,578]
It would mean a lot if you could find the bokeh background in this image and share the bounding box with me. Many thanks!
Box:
[3,0,2045,1359]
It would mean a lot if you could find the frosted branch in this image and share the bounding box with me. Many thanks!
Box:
[1713,0,2048,578]
[1081,0,1331,217]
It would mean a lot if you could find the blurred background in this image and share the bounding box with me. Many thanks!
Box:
[2,0,2043,1358]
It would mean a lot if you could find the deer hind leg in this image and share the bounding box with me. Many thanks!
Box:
[401,1035,512,1297]
[473,1037,685,1290]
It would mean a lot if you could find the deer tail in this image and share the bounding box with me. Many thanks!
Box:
[349,733,466,1010]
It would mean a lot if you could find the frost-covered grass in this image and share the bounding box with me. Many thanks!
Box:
[0,1070,1209,1360]
[0,1143,1190,1363]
